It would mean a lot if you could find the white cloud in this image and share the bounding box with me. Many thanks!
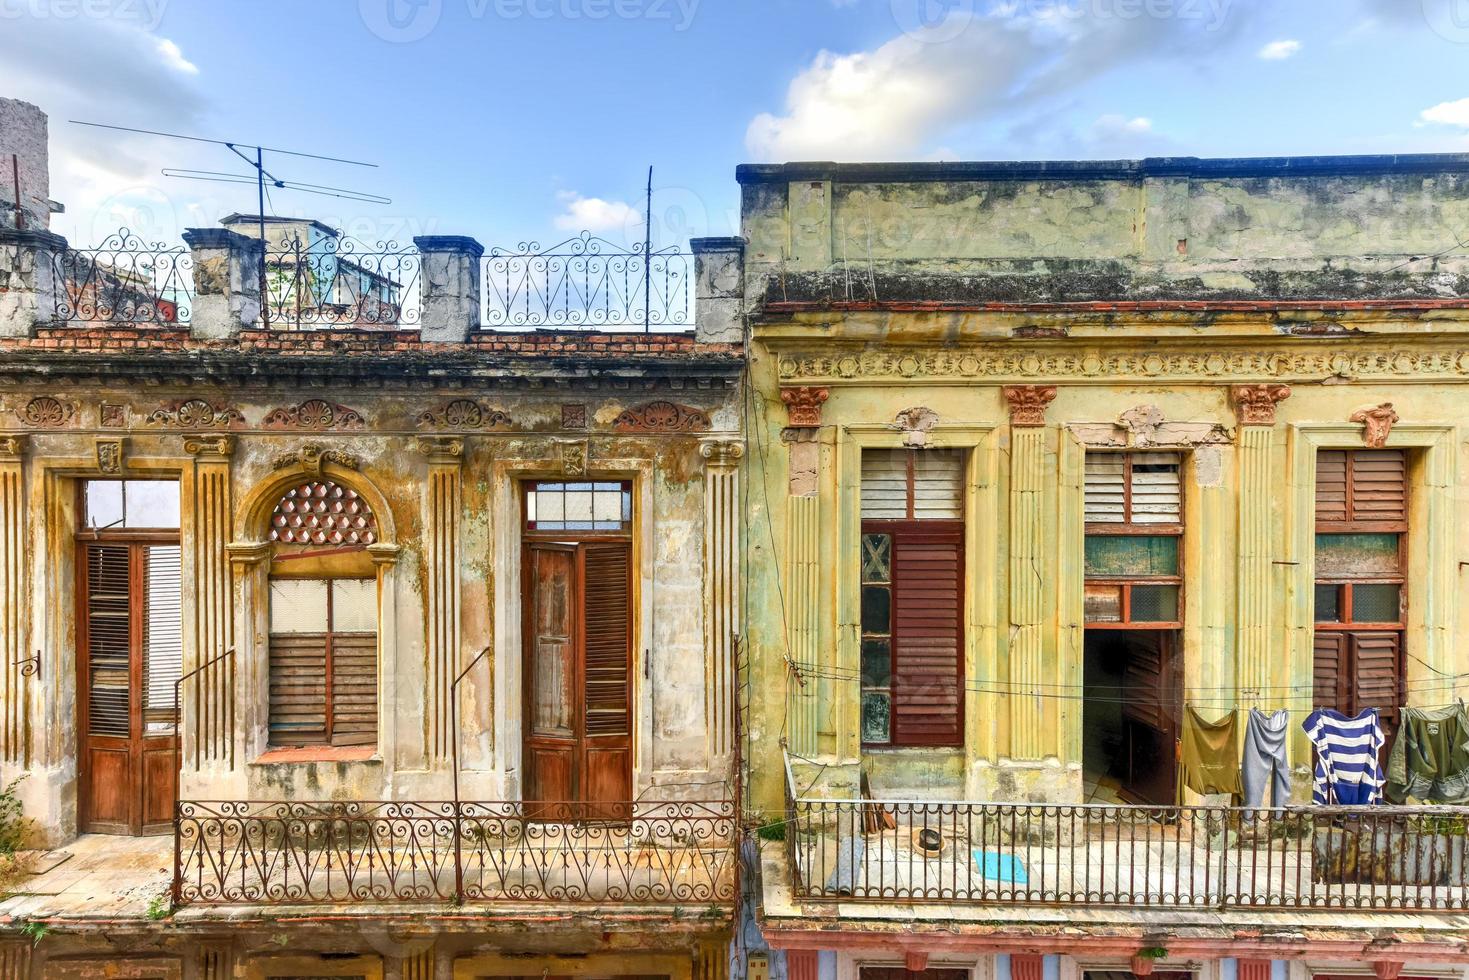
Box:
[1420,98,1469,129]
[1091,114,1153,137]
[153,37,199,75]
[553,192,640,233]
[745,5,1247,162]
[1257,39,1301,59]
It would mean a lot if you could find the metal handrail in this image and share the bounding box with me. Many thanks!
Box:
[449,646,491,903]
[171,647,235,905]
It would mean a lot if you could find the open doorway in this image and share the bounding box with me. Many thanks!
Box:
[1082,629,1181,806]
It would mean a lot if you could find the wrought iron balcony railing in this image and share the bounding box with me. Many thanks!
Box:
[783,795,1469,912]
[174,799,737,908]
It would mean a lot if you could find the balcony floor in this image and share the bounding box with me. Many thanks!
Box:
[0,834,172,922]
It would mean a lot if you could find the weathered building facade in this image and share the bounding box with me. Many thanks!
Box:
[0,99,744,979]
[740,158,1469,980]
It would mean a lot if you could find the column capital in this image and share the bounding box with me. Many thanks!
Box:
[1003,385,1057,427]
[184,433,236,460]
[700,438,745,469]
[780,386,829,428]
[417,435,465,465]
[0,434,26,460]
[1231,384,1292,426]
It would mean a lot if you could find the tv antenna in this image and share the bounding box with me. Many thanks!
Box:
[70,120,391,326]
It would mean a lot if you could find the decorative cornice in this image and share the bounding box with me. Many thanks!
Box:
[1231,384,1293,426]
[613,400,712,433]
[700,439,746,469]
[146,398,244,429]
[273,444,360,473]
[777,345,1469,385]
[262,399,365,431]
[416,399,511,430]
[1003,385,1057,427]
[226,541,272,567]
[94,437,123,475]
[367,542,401,566]
[780,386,829,428]
[184,434,236,460]
[1351,402,1400,448]
[417,435,466,465]
[0,434,27,460]
[16,396,75,428]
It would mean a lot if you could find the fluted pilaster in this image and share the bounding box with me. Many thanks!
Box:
[702,440,743,761]
[420,436,464,764]
[184,434,235,769]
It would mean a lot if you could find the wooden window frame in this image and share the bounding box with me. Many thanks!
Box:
[267,576,378,749]
[1084,453,1184,631]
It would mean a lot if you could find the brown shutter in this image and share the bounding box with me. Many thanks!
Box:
[1351,631,1404,724]
[1121,631,1169,730]
[1315,451,1349,524]
[330,633,378,746]
[1349,450,1407,524]
[1313,631,1348,713]
[85,544,132,738]
[580,542,632,808]
[269,634,328,745]
[890,524,963,747]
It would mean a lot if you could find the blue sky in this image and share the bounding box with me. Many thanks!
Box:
[5,0,1469,249]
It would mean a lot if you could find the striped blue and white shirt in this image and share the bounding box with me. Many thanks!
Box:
[1302,708,1385,805]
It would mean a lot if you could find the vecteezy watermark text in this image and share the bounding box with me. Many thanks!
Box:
[0,0,168,29]
[359,0,700,43]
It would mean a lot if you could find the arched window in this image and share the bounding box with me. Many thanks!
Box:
[265,479,380,749]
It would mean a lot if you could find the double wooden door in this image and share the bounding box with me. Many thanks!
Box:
[77,540,181,835]
[523,541,633,815]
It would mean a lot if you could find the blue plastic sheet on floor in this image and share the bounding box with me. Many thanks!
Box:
[972,849,1029,884]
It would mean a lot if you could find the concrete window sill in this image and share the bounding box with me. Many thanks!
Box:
[250,746,381,766]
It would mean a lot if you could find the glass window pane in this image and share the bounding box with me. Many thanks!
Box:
[861,585,891,635]
[861,639,892,688]
[124,481,180,529]
[331,579,377,634]
[861,534,891,584]
[1314,584,1342,623]
[1084,535,1179,577]
[270,579,330,634]
[84,480,124,529]
[537,490,565,523]
[564,491,594,524]
[143,545,183,734]
[1084,583,1123,623]
[861,691,891,745]
[593,490,622,522]
[1130,585,1180,623]
[1315,533,1402,578]
[530,550,574,738]
[1352,584,1401,623]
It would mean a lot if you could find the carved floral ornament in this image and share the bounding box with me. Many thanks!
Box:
[16,396,75,428]
[613,400,711,433]
[780,386,829,428]
[1230,384,1292,426]
[262,399,365,431]
[1003,385,1057,427]
[94,438,123,475]
[273,444,360,473]
[146,399,244,429]
[1351,402,1400,449]
[416,399,511,430]
[560,441,588,477]
[893,406,940,447]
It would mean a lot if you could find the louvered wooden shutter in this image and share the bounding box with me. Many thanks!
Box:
[330,634,377,746]
[85,545,132,738]
[143,545,183,732]
[1085,453,1181,525]
[1122,631,1169,730]
[1351,631,1404,725]
[861,451,910,520]
[582,543,631,738]
[890,525,963,746]
[1313,632,1348,713]
[269,634,328,744]
[1316,450,1406,525]
[1084,455,1126,523]
[861,449,964,521]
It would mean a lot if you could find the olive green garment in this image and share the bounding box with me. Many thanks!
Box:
[1385,704,1469,804]
[1181,707,1244,798]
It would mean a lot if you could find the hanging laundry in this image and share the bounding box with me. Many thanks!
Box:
[1385,703,1469,804]
[1241,708,1291,810]
[1181,707,1242,799]
[1301,708,1385,805]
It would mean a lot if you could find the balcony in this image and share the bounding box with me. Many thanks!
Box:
[784,796,1469,913]
[174,799,736,908]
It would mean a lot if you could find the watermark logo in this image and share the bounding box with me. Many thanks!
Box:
[1423,0,1469,43]
[359,0,443,42]
[0,0,169,29]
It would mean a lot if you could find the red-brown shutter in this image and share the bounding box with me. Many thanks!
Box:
[1315,451,1349,524]
[1313,631,1348,714]
[1121,631,1170,730]
[330,633,378,746]
[85,544,133,738]
[890,524,963,747]
[1349,450,1407,524]
[580,542,632,806]
[268,634,328,745]
[1351,631,1404,725]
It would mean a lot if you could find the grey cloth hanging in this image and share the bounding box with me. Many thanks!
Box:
[1242,708,1291,810]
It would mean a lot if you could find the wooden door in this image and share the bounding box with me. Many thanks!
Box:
[78,541,181,835]
[523,541,632,815]
[1117,630,1181,806]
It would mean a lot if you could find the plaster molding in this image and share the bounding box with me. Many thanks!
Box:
[0,435,26,460]
[273,444,360,473]
[94,437,124,475]
[100,403,127,428]
[226,541,272,568]
[780,386,829,428]
[417,435,466,465]
[892,406,940,447]
[1350,402,1400,448]
[184,434,236,460]
[613,399,711,433]
[1231,384,1292,426]
[146,398,244,430]
[367,542,402,567]
[16,395,75,428]
[699,438,745,469]
[1003,385,1057,427]
[262,398,365,431]
[559,440,588,477]
[561,403,588,429]
[416,399,511,430]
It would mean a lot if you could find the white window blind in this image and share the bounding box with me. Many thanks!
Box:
[143,545,183,733]
[861,449,964,521]
[1084,452,1181,524]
